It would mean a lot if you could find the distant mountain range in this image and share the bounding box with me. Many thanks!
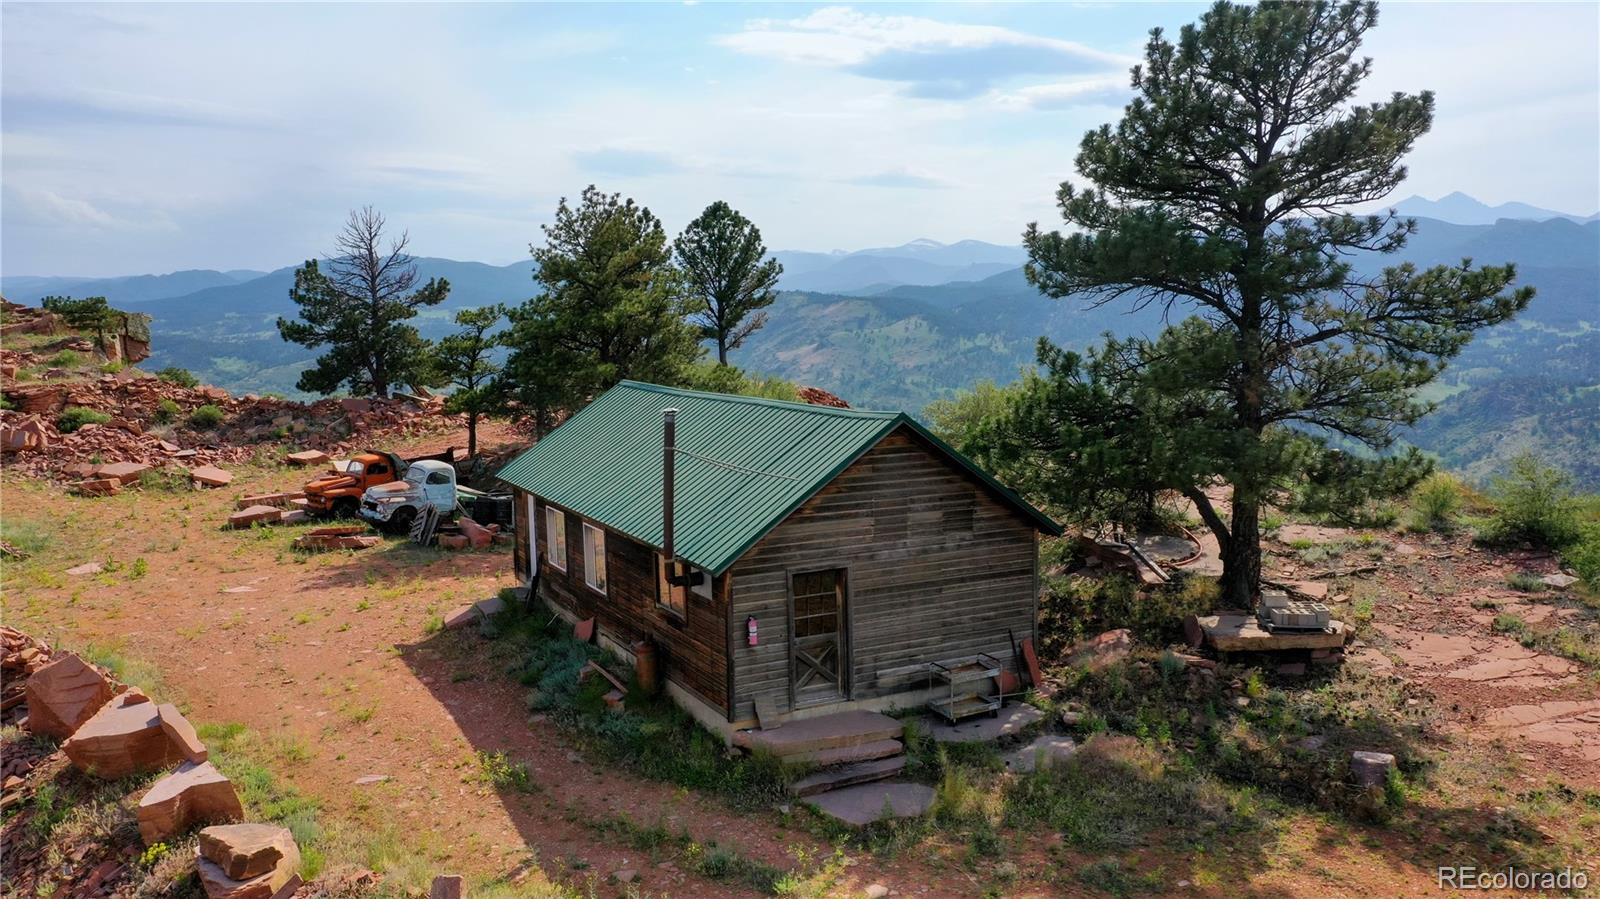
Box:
[3,212,1595,487]
[1390,191,1598,226]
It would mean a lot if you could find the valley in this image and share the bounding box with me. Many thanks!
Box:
[7,215,1594,488]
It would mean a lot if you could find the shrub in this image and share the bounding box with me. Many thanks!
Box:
[1482,455,1581,549]
[1039,572,1220,653]
[1506,573,1545,593]
[1407,473,1464,533]
[1564,521,1600,591]
[57,406,112,433]
[50,349,85,368]
[156,367,199,388]
[187,404,225,430]
[152,398,181,424]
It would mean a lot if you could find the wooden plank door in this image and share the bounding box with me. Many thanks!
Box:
[789,568,849,706]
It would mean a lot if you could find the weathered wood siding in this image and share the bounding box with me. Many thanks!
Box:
[727,428,1038,721]
[515,488,731,713]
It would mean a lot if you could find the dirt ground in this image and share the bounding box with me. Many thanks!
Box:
[4,429,1598,897]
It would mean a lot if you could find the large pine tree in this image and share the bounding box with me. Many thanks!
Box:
[1018,1,1532,605]
[501,187,701,430]
[674,201,783,365]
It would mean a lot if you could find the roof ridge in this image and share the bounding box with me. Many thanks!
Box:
[615,380,899,419]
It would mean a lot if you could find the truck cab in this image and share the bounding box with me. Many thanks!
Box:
[360,459,458,533]
[302,451,407,518]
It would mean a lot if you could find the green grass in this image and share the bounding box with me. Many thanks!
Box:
[493,605,791,810]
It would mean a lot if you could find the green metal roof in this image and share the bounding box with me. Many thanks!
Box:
[495,381,1060,575]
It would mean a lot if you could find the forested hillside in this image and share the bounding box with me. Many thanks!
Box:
[5,217,1594,484]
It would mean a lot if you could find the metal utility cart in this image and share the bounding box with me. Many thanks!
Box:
[926,653,1006,723]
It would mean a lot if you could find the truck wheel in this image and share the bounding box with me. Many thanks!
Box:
[387,507,416,535]
[333,497,359,519]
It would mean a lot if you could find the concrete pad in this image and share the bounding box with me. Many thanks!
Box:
[1199,614,1350,651]
[1004,735,1078,774]
[806,781,934,827]
[924,703,1044,744]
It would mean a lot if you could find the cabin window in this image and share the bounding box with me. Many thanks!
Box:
[368,463,389,477]
[582,522,607,594]
[425,470,451,485]
[544,506,567,571]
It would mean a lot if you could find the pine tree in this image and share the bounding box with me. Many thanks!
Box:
[433,304,504,457]
[277,207,449,397]
[1018,1,1532,605]
[674,201,783,365]
[502,186,701,425]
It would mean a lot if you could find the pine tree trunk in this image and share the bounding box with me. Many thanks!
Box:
[717,339,728,366]
[1221,493,1262,606]
[467,411,478,458]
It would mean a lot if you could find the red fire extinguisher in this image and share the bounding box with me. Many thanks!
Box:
[747,616,758,646]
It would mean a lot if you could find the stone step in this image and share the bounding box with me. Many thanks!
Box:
[788,755,906,797]
[790,738,904,767]
[805,781,936,827]
[733,710,903,758]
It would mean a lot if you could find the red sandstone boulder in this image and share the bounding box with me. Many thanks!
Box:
[197,823,302,899]
[24,653,114,740]
[138,761,243,844]
[157,703,207,763]
[62,694,186,778]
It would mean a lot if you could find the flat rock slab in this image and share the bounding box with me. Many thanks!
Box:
[806,781,935,827]
[285,450,330,466]
[1004,735,1078,774]
[734,710,902,757]
[199,823,299,880]
[66,561,105,576]
[1480,699,1600,762]
[96,461,152,484]
[63,695,185,779]
[1372,624,1480,668]
[230,506,282,529]
[190,465,234,487]
[924,703,1044,744]
[138,760,242,844]
[1199,614,1351,652]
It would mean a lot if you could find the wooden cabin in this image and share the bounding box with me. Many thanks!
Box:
[496,380,1060,736]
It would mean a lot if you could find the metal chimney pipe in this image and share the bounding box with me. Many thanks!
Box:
[662,408,677,560]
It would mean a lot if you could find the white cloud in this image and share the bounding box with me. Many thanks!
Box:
[719,6,1131,98]
[993,76,1130,111]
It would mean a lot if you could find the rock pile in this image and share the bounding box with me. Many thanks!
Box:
[796,385,850,408]
[2,370,466,485]
[2,626,54,727]
[1,627,319,899]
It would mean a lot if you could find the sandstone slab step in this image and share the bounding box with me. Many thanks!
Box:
[805,781,935,827]
[734,710,903,758]
[789,755,906,797]
[791,738,904,767]
[138,760,242,844]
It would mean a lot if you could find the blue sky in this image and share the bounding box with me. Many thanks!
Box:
[3,2,1597,277]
